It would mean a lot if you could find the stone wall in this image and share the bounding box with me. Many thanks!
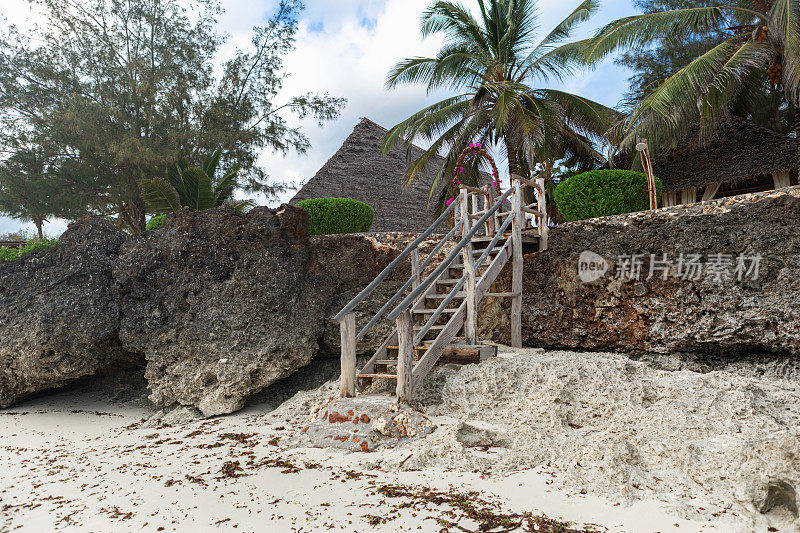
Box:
[506,187,800,356]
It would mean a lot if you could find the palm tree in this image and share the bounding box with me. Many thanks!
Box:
[140,149,254,215]
[383,0,620,211]
[582,1,800,154]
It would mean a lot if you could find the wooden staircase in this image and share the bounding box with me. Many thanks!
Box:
[334,176,548,402]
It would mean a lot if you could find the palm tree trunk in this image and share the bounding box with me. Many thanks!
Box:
[794,106,800,185]
[34,218,44,240]
[503,134,521,176]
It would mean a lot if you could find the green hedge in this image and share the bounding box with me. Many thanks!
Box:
[296,198,374,235]
[554,169,662,222]
[0,239,59,263]
[146,214,167,231]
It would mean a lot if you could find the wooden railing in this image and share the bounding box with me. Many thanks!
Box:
[336,173,549,400]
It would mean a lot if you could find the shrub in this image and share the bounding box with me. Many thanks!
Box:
[296,198,374,235]
[146,214,167,231]
[0,238,59,263]
[554,169,663,222]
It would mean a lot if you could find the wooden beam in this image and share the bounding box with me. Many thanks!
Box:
[511,174,544,194]
[411,248,421,293]
[459,184,491,196]
[680,188,697,205]
[773,171,792,189]
[339,313,357,398]
[411,303,466,387]
[511,180,523,348]
[701,182,722,202]
[662,191,678,208]
[395,310,414,402]
[522,206,543,218]
[536,176,548,251]
[461,192,478,345]
[484,187,495,237]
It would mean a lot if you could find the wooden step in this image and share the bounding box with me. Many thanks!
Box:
[413,308,459,314]
[415,324,447,330]
[471,248,503,255]
[436,278,461,285]
[387,345,429,351]
[374,359,398,365]
[426,293,466,299]
[358,373,397,379]
[471,234,511,243]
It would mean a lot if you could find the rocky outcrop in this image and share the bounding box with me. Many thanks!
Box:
[501,187,800,356]
[114,206,396,416]
[0,218,137,407]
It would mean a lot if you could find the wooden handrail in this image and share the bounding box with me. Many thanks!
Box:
[522,206,544,218]
[474,212,513,269]
[512,175,545,194]
[386,187,514,323]
[459,184,491,196]
[355,222,461,341]
[333,200,458,323]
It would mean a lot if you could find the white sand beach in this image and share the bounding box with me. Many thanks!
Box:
[0,360,747,533]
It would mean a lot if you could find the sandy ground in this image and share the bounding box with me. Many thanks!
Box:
[0,381,740,533]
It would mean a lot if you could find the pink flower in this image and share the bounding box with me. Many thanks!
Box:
[446,198,454,206]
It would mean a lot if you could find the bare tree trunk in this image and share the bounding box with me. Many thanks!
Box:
[123,197,148,235]
[35,219,44,240]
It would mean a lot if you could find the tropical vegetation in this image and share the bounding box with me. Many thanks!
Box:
[0,238,59,263]
[146,215,168,232]
[139,149,254,215]
[583,0,800,152]
[0,150,82,238]
[296,198,375,235]
[383,0,620,212]
[554,169,663,221]
[0,0,344,234]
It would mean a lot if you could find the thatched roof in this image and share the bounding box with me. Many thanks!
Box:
[653,117,798,192]
[290,118,455,233]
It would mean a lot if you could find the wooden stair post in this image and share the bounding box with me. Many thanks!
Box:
[511,178,523,348]
[536,176,549,251]
[340,313,357,397]
[411,248,421,291]
[396,310,414,402]
[460,189,478,345]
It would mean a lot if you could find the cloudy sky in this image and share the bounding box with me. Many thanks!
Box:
[0,0,636,238]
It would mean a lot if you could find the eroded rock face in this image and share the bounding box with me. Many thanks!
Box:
[0,218,137,407]
[114,206,395,416]
[511,187,800,356]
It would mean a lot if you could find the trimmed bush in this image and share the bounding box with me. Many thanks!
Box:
[296,198,374,235]
[0,238,59,263]
[554,169,663,222]
[146,214,167,231]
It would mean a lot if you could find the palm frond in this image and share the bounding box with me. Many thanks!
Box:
[772,0,800,105]
[139,177,182,215]
[223,199,256,213]
[202,148,223,179]
[585,8,740,64]
[180,167,216,210]
[214,166,241,206]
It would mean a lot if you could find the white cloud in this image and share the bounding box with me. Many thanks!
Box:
[0,0,636,237]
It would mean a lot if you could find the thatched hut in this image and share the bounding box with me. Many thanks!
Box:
[290,118,453,233]
[653,117,799,206]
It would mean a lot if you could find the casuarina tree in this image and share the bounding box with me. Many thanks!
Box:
[0,0,345,233]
